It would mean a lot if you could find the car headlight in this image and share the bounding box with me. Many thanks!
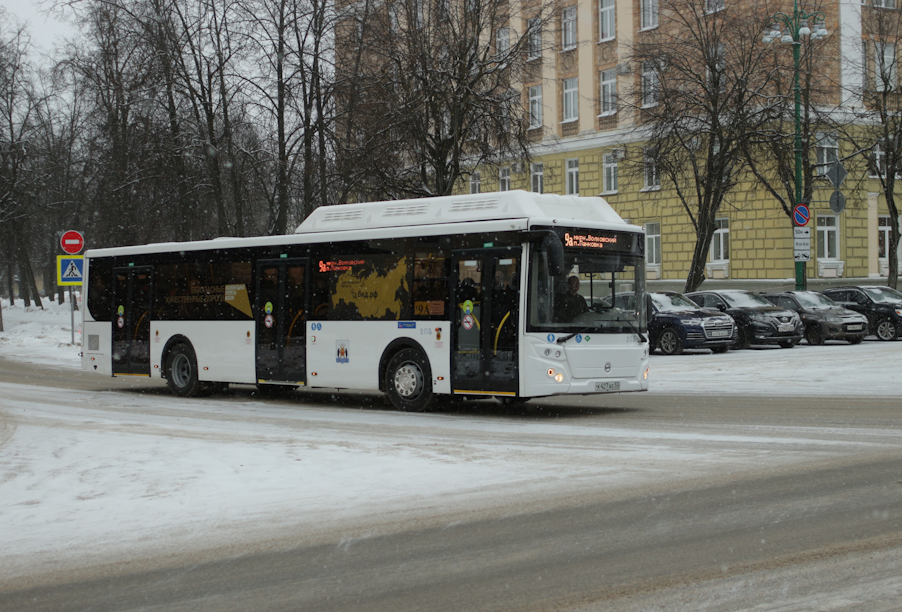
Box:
[750,313,770,323]
[826,316,843,324]
[896,309,902,317]
[685,318,704,326]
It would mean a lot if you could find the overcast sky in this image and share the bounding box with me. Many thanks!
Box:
[0,0,76,51]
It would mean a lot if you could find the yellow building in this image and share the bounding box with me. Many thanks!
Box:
[462,0,901,285]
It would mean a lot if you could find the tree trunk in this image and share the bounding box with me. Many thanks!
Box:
[683,223,717,294]
[6,261,14,304]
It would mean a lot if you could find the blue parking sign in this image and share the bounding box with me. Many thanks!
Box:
[57,255,84,286]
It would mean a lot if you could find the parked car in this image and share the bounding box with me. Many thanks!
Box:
[759,290,868,345]
[684,289,803,349]
[820,286,902,341]
[644,291,735,355]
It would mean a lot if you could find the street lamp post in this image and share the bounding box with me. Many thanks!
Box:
[763,2,829,291]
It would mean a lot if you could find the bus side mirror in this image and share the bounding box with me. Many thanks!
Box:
[540,233,565,277]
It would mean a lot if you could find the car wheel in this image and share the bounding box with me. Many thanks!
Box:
[710,345,730,354]
[875,318,897,341]
[166,344,206,397]
[778,339,798,349]
[733,326,750,350]
[658,328,683,356]
[805,325,824,346]
[385,348,435,411]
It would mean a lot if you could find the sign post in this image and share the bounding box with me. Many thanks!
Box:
[791,204,810,290]
[58,230,85,346]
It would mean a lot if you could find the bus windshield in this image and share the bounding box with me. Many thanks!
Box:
[527,242,647,334]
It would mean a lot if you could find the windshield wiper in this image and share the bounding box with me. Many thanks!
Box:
[615,314,648,343]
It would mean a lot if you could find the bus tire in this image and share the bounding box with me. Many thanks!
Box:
[385,348,435,412]
[166,343,205,397]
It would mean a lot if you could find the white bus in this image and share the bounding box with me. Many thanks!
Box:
[82,190,649,410]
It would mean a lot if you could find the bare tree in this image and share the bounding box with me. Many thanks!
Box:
[835,3,902,288]
[335,0,548,199]
[627,0,779,292]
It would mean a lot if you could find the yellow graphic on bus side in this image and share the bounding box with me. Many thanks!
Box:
[224,284,253,318]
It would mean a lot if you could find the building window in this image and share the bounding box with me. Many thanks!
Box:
[641,0,658,29]
[645,222,661,266]
[599,0,615,41]
[816,132,838,175]
[711,218,729,262]
[879,216,892,259]
[705,0,725,13]
[531,163,544,193]
[528,85,543,128]
[870,145,898,177]
[641,60,659,107]
[644,148,660,189]
[470,171,481,194]
[566,158,579,195]
[562,7,577,50]
[496,26,510,56]
[603,153,618,193]
[563,77,579,122]
[817,214,839,259]
[499,166,511,191]
[874,0,896,9]
[599,69,617,115]
[876,41,896,92]
[527,17,542,59]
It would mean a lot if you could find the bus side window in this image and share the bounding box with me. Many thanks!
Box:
[413,253,448,318]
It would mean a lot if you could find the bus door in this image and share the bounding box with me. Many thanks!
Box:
[255,259,309,384]
[111,266,153,376]
[451,248,520,396]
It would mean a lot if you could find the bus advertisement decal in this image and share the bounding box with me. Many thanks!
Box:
[398,322,416,329]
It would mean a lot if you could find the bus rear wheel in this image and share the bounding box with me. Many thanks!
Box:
[385,348,435,412]
[166,344,206,397]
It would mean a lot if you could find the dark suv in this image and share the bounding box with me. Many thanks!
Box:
[759,291,868,345]
[685,289,802,349]
[644,291,735,355]
[820,286,902,341]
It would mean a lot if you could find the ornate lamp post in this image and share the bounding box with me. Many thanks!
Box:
[763,2,829,291]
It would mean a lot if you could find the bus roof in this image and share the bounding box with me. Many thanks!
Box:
[295,190,627,234]
[85,191,635,258]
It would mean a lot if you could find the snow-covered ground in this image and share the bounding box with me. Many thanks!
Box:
[0,297,900,591]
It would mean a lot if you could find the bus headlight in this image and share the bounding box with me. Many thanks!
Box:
[644,367,649,380]
[554,373,564,383]
[547,368,556,377]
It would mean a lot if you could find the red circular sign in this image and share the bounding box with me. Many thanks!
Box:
[60,230,85,254]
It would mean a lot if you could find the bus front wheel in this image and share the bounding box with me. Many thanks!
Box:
[385,348,435,412]
[166,344,205,397]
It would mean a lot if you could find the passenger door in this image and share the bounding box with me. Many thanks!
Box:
[255,260,309,384]
[111,266,153,376]
[451,249,521,397]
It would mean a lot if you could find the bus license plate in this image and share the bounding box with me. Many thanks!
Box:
[596,381,620,392]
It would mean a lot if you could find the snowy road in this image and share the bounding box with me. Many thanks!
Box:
[1,299,901,609]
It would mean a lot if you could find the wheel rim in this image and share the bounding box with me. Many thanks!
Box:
[393,362,423,398]
[171,353,191,388]
[660,331,677,354]
[877,321,896,340]
[807,327,821,345]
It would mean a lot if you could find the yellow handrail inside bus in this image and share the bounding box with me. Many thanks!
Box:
[134,311,148,341]
[494,311,510,355]
[287,310,305,346]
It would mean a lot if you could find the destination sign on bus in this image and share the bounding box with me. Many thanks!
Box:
[564,232,619,249]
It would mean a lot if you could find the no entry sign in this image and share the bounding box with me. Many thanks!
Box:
[60,230,85,254]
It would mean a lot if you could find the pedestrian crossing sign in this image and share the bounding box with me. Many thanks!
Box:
[57,255,85,286]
